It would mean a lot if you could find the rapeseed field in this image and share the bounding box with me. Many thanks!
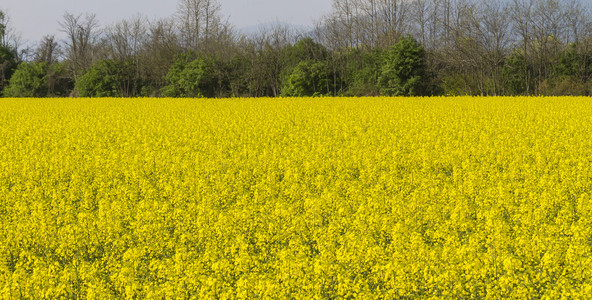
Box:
[1,97,592,298]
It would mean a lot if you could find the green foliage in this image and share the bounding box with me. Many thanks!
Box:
[344,49,383,96]
[378,36,429,96]
[555,44,592,81]
[288,37,328,63]
[3,62,72,97]
[76,60,141,97]
[161,55,216,98]
[4,62,48,97]
[0,45,17,93]
[225,54,252,97]
[75,60,119,97]
[280,38,334,97]
[540,45,592,96]
[544,77,591,96]
[0,10,6,44]
[0,10,17,94]
[440,74,469,96]
[282,60,331,97]
[502,50,532,95]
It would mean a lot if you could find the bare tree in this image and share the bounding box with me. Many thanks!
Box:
[105,15,147,61]
[60,12,101,80]
[176,0,229,54]
[510,0,535,94]
[101,15,149,96]
[412,0,432,47]
[529,0,567,90]
[139,17,181,95]
[360,0,378,47]
[35,35,60,64]
[0,10,19,92]
[246,23,295,97]
[0,10,6,48]
[0,10,24,59]
[475,0,513,94]
[329,0,358,48]
[375,0,409,46]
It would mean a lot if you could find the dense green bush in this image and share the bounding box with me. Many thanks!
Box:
[378,37,429,96]
[344,49,383,96]
[0,45,17,93]
[4,62,72,97]
[76,60,141,97]
[4,62,47,97]
[161,56,217,98]
[282,60,331,97]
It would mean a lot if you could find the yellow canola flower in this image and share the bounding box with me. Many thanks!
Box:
[0,96,591,298]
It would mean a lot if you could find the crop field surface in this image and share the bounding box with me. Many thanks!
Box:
[1,97,592,299]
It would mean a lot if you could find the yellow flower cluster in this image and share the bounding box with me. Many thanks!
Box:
[1,97,592,298]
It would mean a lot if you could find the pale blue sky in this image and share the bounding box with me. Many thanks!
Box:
[0,0,333,42]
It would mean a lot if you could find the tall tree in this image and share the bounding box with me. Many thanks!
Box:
[140,17,181,95]
[176,0,231,54]
[246,23,295,97]
[35,35,60,65]
[60,12,101,82]
[0,10,17,93]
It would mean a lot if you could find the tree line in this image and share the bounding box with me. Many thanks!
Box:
[1,0,592,98]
